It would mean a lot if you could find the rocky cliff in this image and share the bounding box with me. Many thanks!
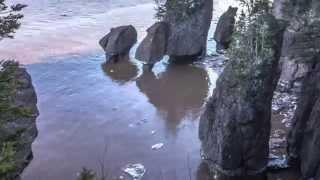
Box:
[287,60,320,179]
[199,13,285,177]
[277,0,320,91]
[0,61,38,180]
[272,0,320,179]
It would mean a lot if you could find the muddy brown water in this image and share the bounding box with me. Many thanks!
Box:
[21,53,217,180]
[22,54,300,180]
[0,0,300,179]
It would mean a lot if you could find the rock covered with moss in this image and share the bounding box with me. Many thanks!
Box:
[0,61,38,179]
[199,13,285,177]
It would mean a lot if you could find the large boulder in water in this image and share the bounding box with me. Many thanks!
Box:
[135,22,170,66]
[214,6,238,52]
[199,14,285,177]
[0,61,38,179]
[163,0,213,60]
[99,25,137,58]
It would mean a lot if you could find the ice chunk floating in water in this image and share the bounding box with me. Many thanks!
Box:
[123,163,146,180]
[151,143,164,150]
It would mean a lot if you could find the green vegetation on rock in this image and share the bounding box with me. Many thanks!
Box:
[0,61,27,178]
[0,61,33,122]
[154,0,202,21]
[77,168,97,180]
[227,0,277,77]
[0,142,16,176]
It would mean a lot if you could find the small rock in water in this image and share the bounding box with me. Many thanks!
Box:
[122,163,146,180]
[151,143,164,150]
[151,130,156,135]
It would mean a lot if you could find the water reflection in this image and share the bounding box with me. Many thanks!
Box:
[137,64,209,133]
[101,56,139,84]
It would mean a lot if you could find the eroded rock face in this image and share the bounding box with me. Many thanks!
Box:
[287,61,320,179]
[214,7,238,52]
[273,0,293,21]
[99,25,137,58]
[135,22,170,66]
[164,0,213,60]
[199,14,284,177]
[0,61,38,179]
[278,0,320,90]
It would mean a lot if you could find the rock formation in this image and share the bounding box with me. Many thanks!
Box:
[214,7,238,52]
[277,0,320,90]
[135,22,170,68]
[163,0,213,60]
[99,25,137,61]
[199,14,285,177]
[0,61,38,179]
[272,0,292,21]
[285,2,320,177]
[287,61,320,180]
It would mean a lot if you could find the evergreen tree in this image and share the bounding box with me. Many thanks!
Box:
[0,0,26,40]
[154,0,202,21]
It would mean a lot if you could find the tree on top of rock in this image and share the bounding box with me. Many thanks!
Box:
[228,0,277,65]
[154,0,203,21]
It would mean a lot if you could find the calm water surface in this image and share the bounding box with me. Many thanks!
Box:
[0,0,298,179]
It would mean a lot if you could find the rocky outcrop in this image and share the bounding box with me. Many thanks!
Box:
[214,7,237,52]
[164,0,213,60]
[287,60,320,179]
[277,0,320,90]
[273,0,292,21]
[135,22,170,67]
[199,14,285,177]
[273,0,320,179]
[0,61,38,179]
[99,25,137,60]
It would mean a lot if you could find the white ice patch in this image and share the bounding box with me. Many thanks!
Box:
[123,163,146,180]
[268,154,289,170]
[151,143,164,150]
